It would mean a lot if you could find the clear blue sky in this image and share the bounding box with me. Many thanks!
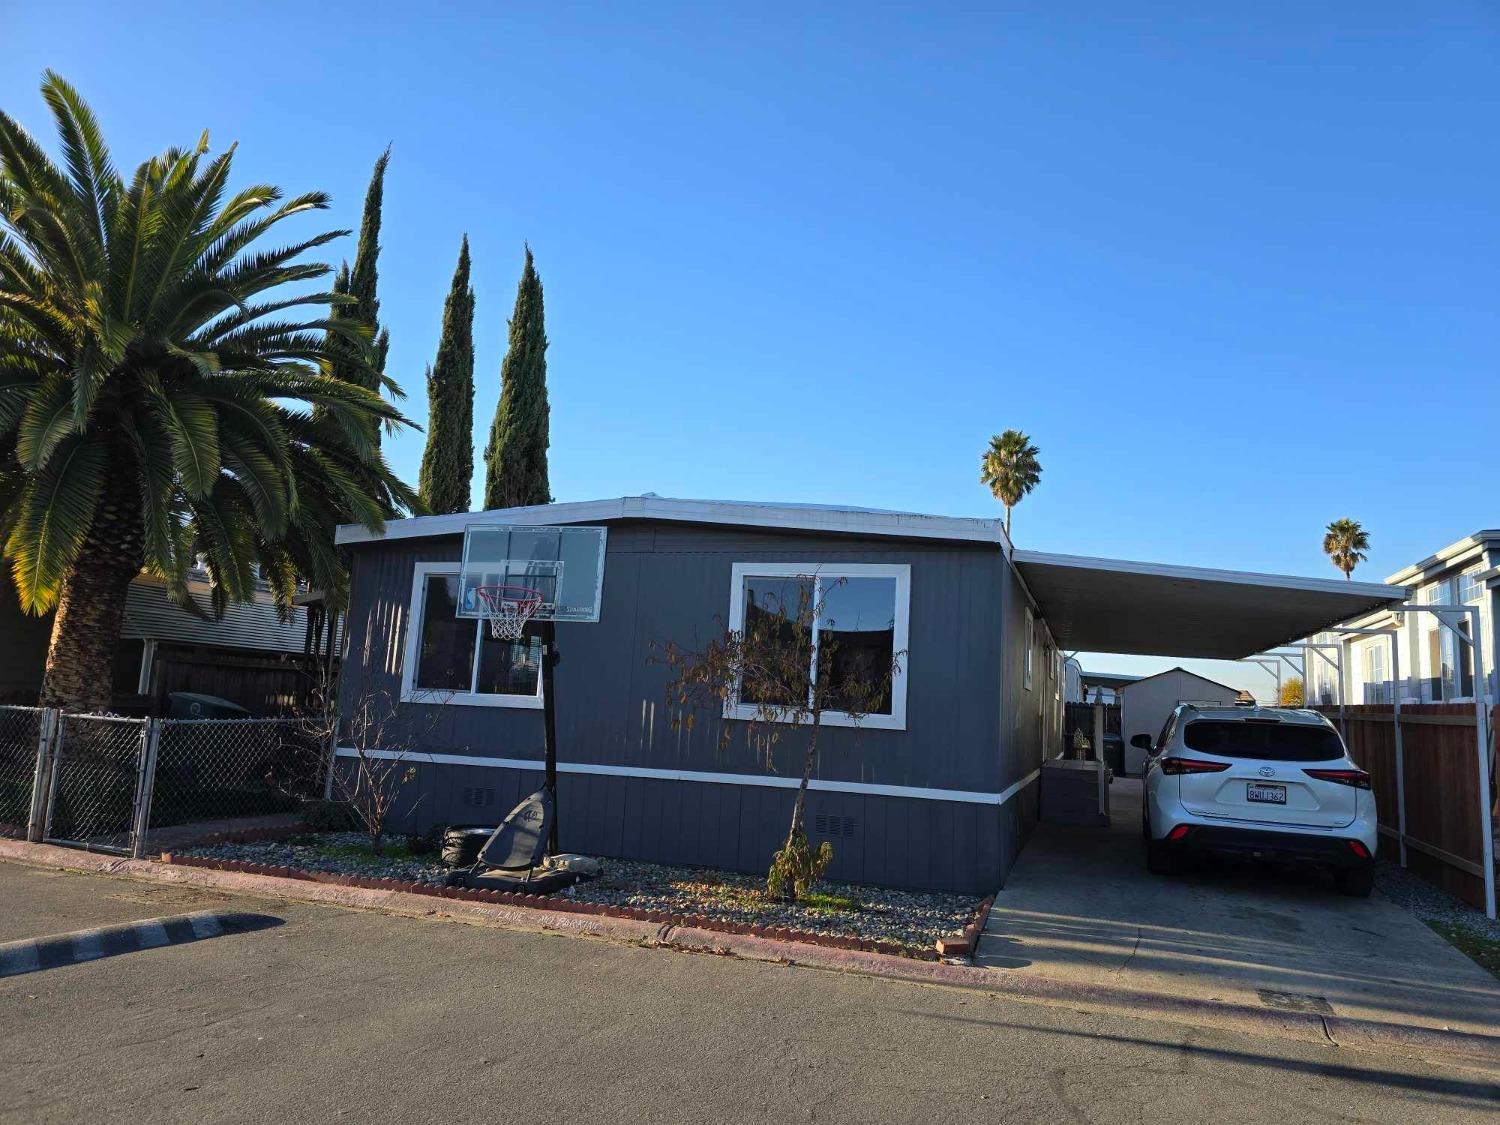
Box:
[8,3,1498,696]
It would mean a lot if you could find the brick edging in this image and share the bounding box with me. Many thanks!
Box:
[936,893,995,957]
[159,852,943,961]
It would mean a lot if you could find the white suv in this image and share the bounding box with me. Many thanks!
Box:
[1137,704,1378,897]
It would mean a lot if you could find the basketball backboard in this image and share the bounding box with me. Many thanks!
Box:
[457,525,607,623]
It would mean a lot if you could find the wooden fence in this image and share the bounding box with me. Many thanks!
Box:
[1318,703,1497,910]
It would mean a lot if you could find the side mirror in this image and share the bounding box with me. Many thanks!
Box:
[1129,734,1154,751]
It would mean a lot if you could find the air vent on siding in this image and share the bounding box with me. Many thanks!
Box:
[461,787,496,808]
[812,815,857,838]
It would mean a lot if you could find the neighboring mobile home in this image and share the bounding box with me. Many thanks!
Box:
[333,495,1404,894]
[0,567,339,712]
[1303,530,1499,706]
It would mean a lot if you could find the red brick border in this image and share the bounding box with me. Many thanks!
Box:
[936,893,994,957]
[159,852,947,961]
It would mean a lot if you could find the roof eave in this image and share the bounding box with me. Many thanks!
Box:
[335,495,1011,549]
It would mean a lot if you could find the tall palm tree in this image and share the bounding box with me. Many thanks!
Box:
[980,430,1042,537]
[1322,518,1370,581]
[0,73,418,711]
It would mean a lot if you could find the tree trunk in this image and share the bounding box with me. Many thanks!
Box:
[38,472,144,712]
[784,714,822,851]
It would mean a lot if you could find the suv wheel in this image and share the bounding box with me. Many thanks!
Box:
[1334,865,1374,898]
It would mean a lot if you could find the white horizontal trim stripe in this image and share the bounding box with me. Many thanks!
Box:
[996,767,1041,807]
[335,746,1012,806]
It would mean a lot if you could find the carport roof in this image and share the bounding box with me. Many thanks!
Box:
[1012,551,1407,660]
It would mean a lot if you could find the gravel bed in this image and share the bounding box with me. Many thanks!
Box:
[568,859,978,949]
[185,833,452,886]
[1374,860,1500,943]
[181,835,980,950]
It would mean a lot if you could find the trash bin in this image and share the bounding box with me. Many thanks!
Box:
[166,692,252,720]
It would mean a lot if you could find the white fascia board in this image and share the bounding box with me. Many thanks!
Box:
[1013,549,1407,602]
[336,495,1009,549]
[1384,531,1500,585]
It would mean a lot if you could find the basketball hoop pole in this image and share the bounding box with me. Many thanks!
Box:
[540,618,560,854]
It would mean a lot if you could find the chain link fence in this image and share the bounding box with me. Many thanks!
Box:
[144,718,326,853]
[0,706,46,838]
[0,704,332,856]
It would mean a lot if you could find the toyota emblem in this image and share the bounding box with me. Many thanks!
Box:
[1258,766,1275,778]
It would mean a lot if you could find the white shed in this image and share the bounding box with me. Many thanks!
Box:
[1118,667,1243,776]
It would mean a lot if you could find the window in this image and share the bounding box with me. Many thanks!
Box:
[1459,568,1484,604]
[1024,608,1035,691]
[1362,643,1388,704]
[401,563,544,708]
[725,563,909,730]
[1183,720,1344,763]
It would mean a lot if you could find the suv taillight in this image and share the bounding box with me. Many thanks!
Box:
[1302,767,1371,790]
[1161,758,1231,775]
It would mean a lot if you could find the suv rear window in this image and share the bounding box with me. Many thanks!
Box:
[1182,720,1345,762]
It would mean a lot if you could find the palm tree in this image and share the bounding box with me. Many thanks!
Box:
[1322,518,1370,581]
[980,430,1042,536]
[0,73,418,711]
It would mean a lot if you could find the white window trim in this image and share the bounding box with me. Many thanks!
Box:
[401,561,544,709]
[723,562,909,731]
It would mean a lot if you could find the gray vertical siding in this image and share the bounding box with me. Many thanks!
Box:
[340,520,1027,893]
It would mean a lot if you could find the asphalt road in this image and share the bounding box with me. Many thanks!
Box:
[1,863,1495,1124]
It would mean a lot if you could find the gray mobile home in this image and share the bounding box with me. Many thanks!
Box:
[334,495,1403,894]
[335,496,1059,894]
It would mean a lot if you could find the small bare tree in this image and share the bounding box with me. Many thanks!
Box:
[294,671,448,856]
[661,577,902,901]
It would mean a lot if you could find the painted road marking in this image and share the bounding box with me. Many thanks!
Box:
[71,929,105,962]
[0,911,279,978]
[0,943,41,976]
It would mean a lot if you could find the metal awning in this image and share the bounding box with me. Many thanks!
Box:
[1013,551,1408,659]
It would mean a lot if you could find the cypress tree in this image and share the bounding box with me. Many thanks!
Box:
[418,237,476,514]
[326,149,391,442]
[483,246,551,509]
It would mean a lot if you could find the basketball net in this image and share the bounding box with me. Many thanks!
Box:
[475,585,546,642]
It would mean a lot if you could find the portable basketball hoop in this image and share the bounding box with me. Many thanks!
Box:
[457,524,610,857]
[474,585,546,642]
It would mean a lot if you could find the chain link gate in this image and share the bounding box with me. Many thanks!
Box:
[43,714,152,854]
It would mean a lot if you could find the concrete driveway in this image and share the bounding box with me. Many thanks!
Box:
[978,778,1500,1036]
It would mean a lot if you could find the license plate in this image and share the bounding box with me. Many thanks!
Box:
[1247,783,1286,805]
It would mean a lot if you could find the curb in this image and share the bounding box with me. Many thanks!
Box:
[0,910,281,977]
[3,839,1496,1070]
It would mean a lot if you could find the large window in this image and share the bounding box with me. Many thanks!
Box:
[725,563,910,730]
[401,563,544,708]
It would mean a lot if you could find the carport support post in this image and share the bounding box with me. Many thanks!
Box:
[1460,608,1494,919]
[1387,605,1496,920]
[541,619,560,855]
[1328,626,1407,869]
[1093,700,1107,826]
